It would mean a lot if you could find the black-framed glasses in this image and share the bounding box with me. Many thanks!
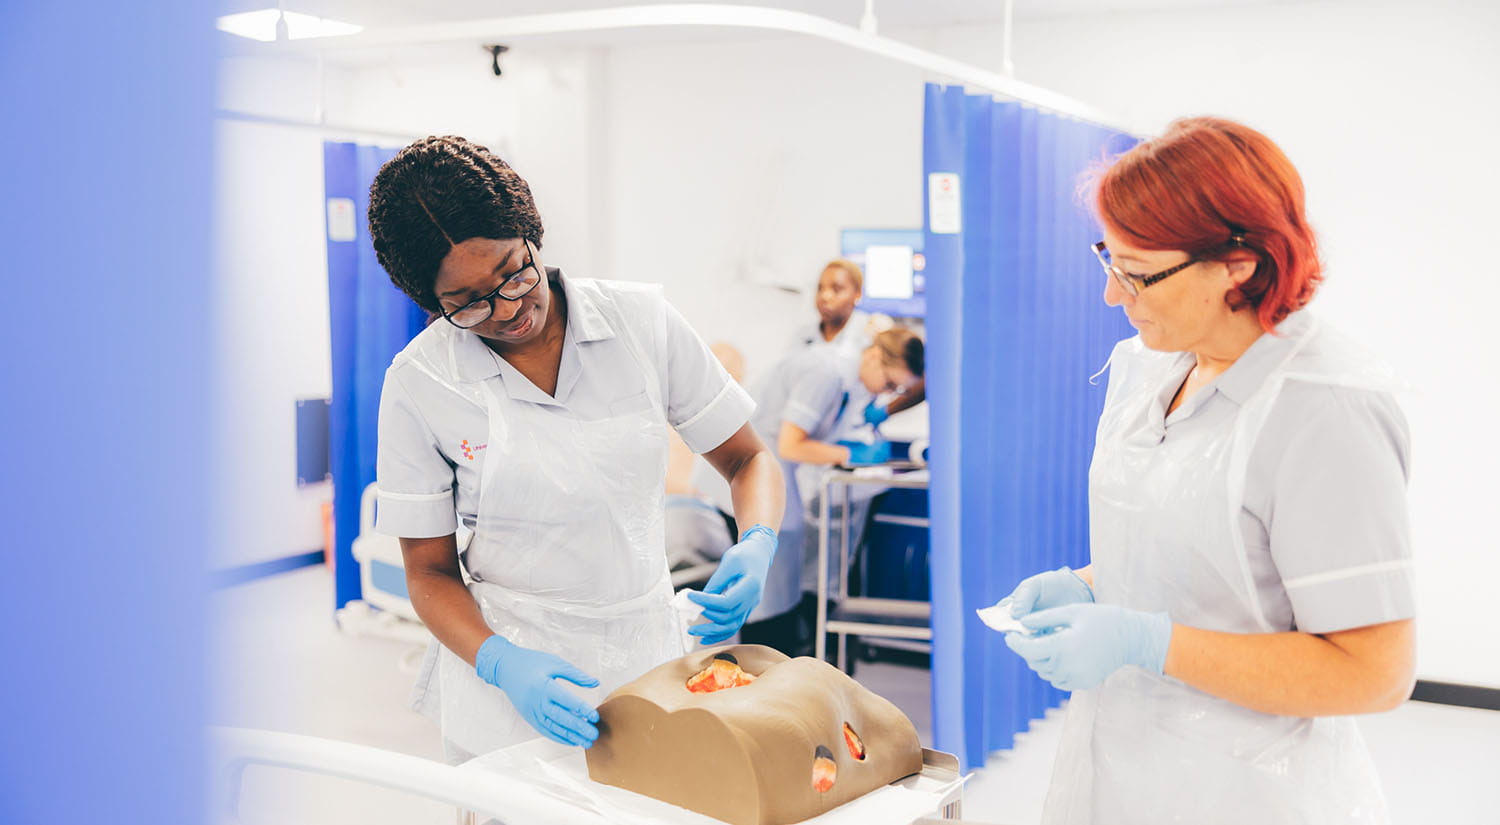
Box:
[441,241,543,329]
[1091,241,1200,297]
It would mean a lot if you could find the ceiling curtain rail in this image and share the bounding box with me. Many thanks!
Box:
[214,108,423,144]
[280,3,1133,134]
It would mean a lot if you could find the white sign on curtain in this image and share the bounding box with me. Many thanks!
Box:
[928,172,962,234]
[326,197,357,242]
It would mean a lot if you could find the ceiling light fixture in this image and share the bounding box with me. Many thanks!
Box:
[216,9,363,42]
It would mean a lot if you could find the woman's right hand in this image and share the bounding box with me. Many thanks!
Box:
[1006,567,1095,618]
[474,635,601,748]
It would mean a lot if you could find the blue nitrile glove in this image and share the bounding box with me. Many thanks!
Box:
[687,524,778,644]
[863,401,890,427]
[837,439,892,466]
[1006,566,1095,618]
[474,635,601,748]
[1003,603,1173,692]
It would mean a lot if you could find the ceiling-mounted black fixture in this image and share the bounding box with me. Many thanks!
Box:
[484,44,510,77]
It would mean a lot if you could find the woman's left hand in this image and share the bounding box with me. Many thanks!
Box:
[686,525,778,644]
[1005,603,1173,692]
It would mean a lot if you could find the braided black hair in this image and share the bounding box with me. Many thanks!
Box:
[367,136,545,312]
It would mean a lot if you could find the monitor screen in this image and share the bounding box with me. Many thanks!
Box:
[839,228,925,318]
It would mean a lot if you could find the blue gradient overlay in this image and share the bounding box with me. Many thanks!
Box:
[1,4,214,822]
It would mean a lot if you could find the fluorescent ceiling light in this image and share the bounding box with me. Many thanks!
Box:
[216,9,363,42]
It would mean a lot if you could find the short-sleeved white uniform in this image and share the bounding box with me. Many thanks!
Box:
[1046,312,1413,825]
[1136,320,1415,633]
[375,268,754,540]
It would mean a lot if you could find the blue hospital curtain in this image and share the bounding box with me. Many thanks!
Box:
[924,85,1137,770]
[324,142,428,610]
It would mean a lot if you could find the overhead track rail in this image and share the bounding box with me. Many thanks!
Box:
[283,3,1132,133]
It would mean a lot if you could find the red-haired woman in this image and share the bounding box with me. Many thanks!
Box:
[1000,117,1414,823]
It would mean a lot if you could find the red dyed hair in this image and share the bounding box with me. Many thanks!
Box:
[1085,117,1321,331]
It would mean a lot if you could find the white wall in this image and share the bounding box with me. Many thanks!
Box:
[921,0,1500,686]
[601,35,925,381]
[329,46,606,275]
[214,55,337,570]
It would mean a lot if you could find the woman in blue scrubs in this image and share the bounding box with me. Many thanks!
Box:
[739,328,925,655]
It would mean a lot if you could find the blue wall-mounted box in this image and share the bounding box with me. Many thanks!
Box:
[295,397,331,487]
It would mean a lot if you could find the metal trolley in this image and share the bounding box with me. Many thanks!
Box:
[814,467,932,671]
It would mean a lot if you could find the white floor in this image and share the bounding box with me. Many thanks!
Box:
[212,565,1500,824]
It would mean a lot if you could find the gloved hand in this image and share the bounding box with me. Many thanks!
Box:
[1006,566,1094,618]
[687,525,777,644]
[837,439,892,466]
[1004,603,1173,692]
[474,635,600,748]
[863,401,890,427]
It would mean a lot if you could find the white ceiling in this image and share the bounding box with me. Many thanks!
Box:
[221,0,1320,32]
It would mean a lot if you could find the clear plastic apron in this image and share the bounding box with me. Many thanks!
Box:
[1043,313,1398,825]
[409,309,689,758]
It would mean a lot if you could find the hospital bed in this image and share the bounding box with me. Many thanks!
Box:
[349,483,423,623]
[212,726,968,825]
[343,483,475,645]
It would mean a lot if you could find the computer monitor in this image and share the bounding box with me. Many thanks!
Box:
[839,228,925,318]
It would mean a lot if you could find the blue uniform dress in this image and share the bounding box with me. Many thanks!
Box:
[739,345,866,621]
